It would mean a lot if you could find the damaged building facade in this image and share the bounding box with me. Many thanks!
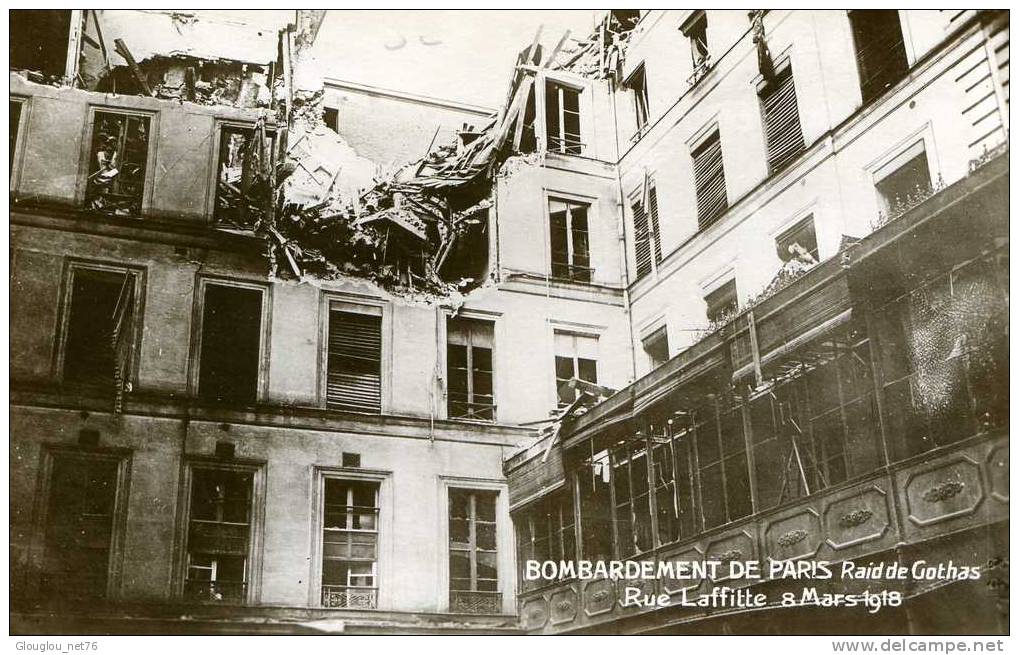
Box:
[8,9,1010,636]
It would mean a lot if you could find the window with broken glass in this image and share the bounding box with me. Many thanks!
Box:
[449,489,501,614]
[40,451,122,600]
[61,266,138,408]
[612,438,654,557]
[85,110,151,216]
[554,331,599,407]
[685,398,753,529]
[576,446,613,562]
[704,279,738,325]
[549,198,592,283]
[545,80,583,155]
[185,466,255,604]
[682,11,709,70]
[874,140,932,219]
[447,317,495,421]
[871,250,1009,461]
[321,478,380,609]
[327,303,383,414]
[748,323,883,510]
[214,123,276,228]
[625,64,651,138]
[516,489,575,592]
[650,421,698,545]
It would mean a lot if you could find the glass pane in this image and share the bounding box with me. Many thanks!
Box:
[449,551,471,578]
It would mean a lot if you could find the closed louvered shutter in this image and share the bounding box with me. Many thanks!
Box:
[692,131,727,229]
[648,186,663,264]
[632,200,652,279]
[327,309,382,413]
[761,67,805,172]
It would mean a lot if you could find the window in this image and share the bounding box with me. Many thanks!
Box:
[759,64,805,173]
[651,422,697,545]
[214,123,275,227]
[692,129,727,229]
[545,80,582,155]
[874,140,931,217]
[447,317,495,420]
[40,451,123,599]
[10,99,24,180]
[549,198,592,283]
[632,184,663,280]
[516,490,575,592]
[448,489,500,614]
[776,216,819,263]
[323,107,338,132]
[62,266,138,396]
[682,11,709,68]
[625,65,650,135]
[642,325,669,370]
[704,279,737,324]
[184,466,256,604]
[554,331,598,407]
[326,303,382,413]
[197,282,264,405]
[10,10,72,78]
[86,110,151,216]
[848,10,909,103]
[576,448,612,562]
[690,399,752,529]
[321,478,380,609]
[612,439,653,556]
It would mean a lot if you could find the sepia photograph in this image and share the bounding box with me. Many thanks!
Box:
[7,7,1010,642]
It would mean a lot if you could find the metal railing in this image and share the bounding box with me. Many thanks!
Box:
[449,590,502,615]
[321,585,378,609]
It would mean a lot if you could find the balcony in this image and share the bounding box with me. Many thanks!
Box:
[322,585,377,609]
[450,590,502,615]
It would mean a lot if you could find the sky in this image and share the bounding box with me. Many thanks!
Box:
[311,10,601,109]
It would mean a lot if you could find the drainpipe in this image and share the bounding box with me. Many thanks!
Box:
[609,78,638,384]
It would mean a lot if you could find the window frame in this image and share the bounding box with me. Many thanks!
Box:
[774,213,819,263]
[10,95,29,189]
[546,194,595,284]
[681,10,709,68]
[206,119,279,225]
[624,64,651,139]
[29,445,132,601]
[641,323,670,371]
[175,457,266,606]
[865,127,938,218]
[552,328,600,408]
[846,9,911,104]
[703,277,738,325]
[188,275,272,405]
[317,293,392,414]
[444,314,498,422]
[543,78,585,156]
[53,259,146,389]
[310,466,392,610]
[78,105,158,215]
[438,477,511,615]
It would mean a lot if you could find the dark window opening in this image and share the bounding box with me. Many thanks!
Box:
[198,284,263,405]
[323,107,338,133]
[642,325,670,370]
[214,124,276,228]
[692,129,727,229]
[555,331,598,407]
[760,65,805,173]
[682,11,709,67]
[577,449,613,562]
[10,10,72,78]
[652,423,697,545]
[447,317,495,421]
[632,185,663,280]
[185,467,254,604]
[10,100,23,180]
[449,489,501,614]
[86,111,150,216]
[321,478,379,609]
[327,307,382,413]
[625,65,650,134]
[848,10,909,103]
[875,141,931,217]
[41,453,119,599]
[704,279,737,325]
[516,489,575,592]
[549,198,592,283]
[612,439,653,556]
[63,268,135,390]
[691,400,752,529]
[545,81,582,155]
[776,216,819,263]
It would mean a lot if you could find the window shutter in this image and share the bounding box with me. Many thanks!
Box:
[327,310,382,413]
[110,274,134,413]
[692,132,727,229]
[648,186,663,265]
[632,200,652,279]
[761,68,805,172]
